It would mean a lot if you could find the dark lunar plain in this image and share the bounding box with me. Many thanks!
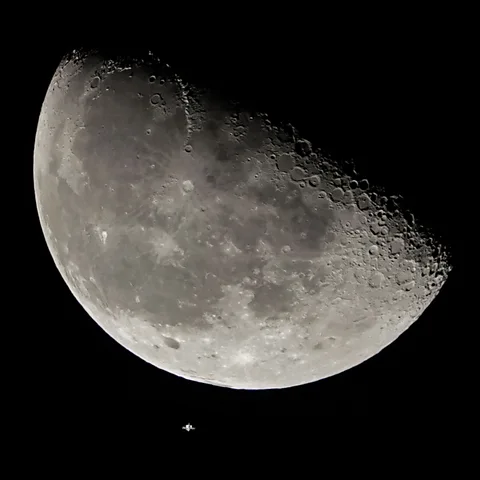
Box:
[26,40,466,435]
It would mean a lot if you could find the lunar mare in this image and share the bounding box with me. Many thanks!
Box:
[34,49,452,389]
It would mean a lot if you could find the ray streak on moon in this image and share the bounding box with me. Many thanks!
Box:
[33,48,452,389]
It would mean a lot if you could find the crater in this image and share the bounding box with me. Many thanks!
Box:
[276,154,295,172]
[163,336,181,349]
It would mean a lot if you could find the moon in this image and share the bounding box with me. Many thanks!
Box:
[33,49,452,389]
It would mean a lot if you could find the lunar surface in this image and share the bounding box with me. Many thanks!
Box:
[34,49,452,389]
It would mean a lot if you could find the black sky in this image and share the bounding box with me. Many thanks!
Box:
[26,39,466,436]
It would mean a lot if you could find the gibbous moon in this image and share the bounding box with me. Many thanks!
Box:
[34,49,452,389]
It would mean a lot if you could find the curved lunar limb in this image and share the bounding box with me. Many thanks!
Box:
[34,49,452,389]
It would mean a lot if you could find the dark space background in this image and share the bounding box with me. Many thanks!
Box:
[25,36,466,436]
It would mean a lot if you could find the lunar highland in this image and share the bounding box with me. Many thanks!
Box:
[34,49,452,389]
